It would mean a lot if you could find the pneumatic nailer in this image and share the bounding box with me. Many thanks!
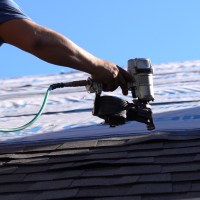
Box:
[84,58,155,130]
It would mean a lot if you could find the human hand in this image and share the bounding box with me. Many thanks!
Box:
[91,60,135,95]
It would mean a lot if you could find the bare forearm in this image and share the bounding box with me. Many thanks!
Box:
[0,19,102,75]
[29,27,102,75]
[0,18,134,95]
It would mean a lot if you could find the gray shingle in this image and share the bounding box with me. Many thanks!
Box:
[0,174,26,183]
[97,136,134,141]
[97,140,127,147]
[29,179,73,191]
[86,152,127,160]
[0,193,41,200]
[168,135,200,141]
[191,182,200,192]
[141,196,170,200]
[57,169,84,179]
[0,154,12,159]
[81,167,118,177]
[168,130,200,137]
[58,140,97,149]
[23,144,61,152]
[115,157,154,164]
[49,149,89,156]
[0,146,25,154]
[127,142,163,151]
[172,172,200,182]
[72,160,114,167]
[15,165,50,174]
[23,170,84,182]
[163,140,200,149]
[173,182,191,193]
[162,163,200,173]
[117,165,161,175]
[38,188,79,199]
[138,173,171,182]
[0,166,17,174]
[0,152,49,160]
[70,177,117,188]
[142,193,187,200]
[8,152,49,159]
[128,150,161,158]
[7,158,49,165]
[128,183,172,195]
[23,172,63,182]
[92,146,128,154]
[47,154,88,163]
[155,155,195,164]
[114,175,140,185]
[126,133,169,144]
[77,186,132,197]
[49,162,74,170]
[161,146,200,156]
[186,191,200,198]
[194,154,200,161]
[95,197,141,200]
[0,182,33,193]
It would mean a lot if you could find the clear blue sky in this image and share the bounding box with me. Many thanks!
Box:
[1,0,200,79]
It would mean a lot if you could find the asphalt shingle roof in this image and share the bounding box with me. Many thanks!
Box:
[1,130,200,200]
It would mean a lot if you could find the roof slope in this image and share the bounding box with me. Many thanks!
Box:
[1,60,200,143]
[1,130,200,200]
[1,60,200,199]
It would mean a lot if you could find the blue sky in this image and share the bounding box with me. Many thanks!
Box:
[1,0,200,78]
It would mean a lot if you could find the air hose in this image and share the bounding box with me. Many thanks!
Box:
[0,80,88,132]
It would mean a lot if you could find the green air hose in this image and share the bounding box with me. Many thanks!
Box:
[0,80,88,133]
[0,86,52,132]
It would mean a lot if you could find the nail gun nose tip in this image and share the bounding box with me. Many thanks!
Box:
[147,124,155,130]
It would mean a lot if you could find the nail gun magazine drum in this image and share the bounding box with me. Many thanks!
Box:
[92,94,155,130]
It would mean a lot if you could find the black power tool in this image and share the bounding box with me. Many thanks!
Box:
[85,58,155,130]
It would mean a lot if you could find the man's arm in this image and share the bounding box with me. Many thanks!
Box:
[0,19,134,95]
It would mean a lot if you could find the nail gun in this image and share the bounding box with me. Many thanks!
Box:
[85,58,155,130]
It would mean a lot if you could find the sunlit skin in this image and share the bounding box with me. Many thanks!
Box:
[0,19,134,95]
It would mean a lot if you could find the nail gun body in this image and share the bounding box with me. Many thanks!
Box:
[85,58,155,130]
